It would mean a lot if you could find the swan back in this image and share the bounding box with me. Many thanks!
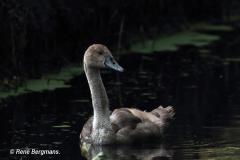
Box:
[81,106,175,144]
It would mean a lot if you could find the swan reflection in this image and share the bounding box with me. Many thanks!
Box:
[81,143,173,160]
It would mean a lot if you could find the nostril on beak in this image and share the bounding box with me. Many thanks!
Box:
[111,57,116,64]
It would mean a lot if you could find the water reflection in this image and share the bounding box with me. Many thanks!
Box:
[81,143,173,160]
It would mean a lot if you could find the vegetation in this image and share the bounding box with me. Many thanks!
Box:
[0,64,82,98]
[0,0,239,98]
[130,24,227,53]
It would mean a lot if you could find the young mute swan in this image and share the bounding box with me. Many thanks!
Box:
[80,44,175,145]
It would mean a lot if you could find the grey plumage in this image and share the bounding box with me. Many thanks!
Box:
[80,44,175,145]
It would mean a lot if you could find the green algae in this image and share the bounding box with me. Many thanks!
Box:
[193,23,234,32]
[130,31,220,53]
[52,124,71,128]
[199,146,240,160]
[0,64,83,99]
[130,23,233,54]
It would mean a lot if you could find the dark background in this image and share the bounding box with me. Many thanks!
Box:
[0,0,239,84]
[1,1,240,160]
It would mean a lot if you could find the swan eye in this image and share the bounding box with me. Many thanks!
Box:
[98,52,103,55]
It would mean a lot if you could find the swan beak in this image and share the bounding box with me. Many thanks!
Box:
[104,56,124,72]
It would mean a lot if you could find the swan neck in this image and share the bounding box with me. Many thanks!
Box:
[84,66,111,130]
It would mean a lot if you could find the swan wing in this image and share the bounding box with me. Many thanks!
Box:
[81,106,174,144]
[110,108,167,143]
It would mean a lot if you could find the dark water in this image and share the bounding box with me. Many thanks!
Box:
[1,49,240,160]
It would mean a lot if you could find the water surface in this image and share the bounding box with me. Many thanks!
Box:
[1,50,240,160]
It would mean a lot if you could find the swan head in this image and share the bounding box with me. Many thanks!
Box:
[84,44,124,72]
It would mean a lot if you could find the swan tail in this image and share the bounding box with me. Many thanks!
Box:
[151,106,175,123]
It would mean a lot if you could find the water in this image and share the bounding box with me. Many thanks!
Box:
[1,49,240,160]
